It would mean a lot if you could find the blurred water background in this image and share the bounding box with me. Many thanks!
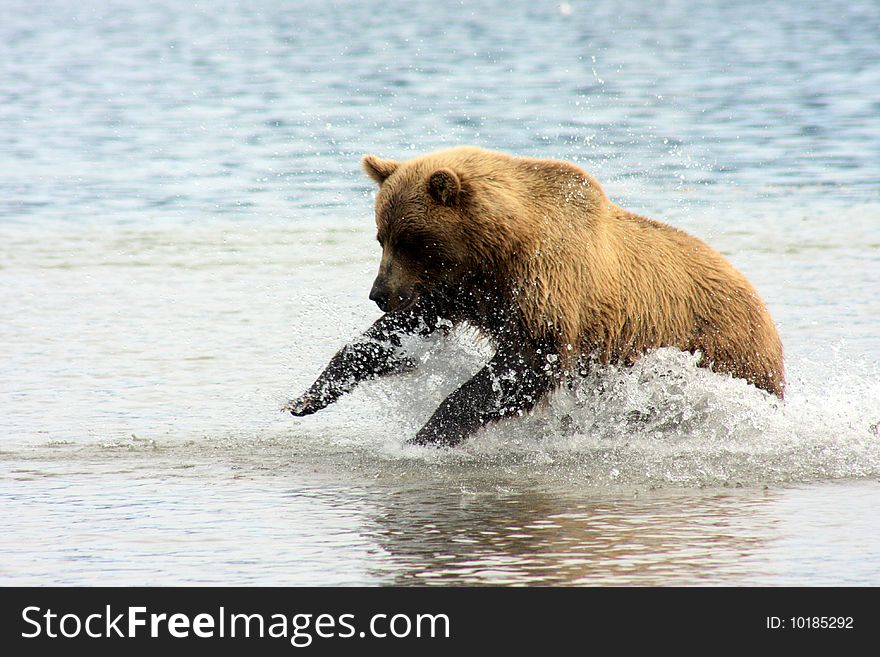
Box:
[1,0,879,585]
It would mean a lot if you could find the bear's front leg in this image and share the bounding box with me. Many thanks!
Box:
[284,337,416,416]
[285,296,441,417]
[410,351,556,447]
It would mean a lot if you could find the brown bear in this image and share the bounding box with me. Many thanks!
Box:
[286,146,784,446]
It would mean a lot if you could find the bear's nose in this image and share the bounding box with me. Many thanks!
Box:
[369,280,390,311]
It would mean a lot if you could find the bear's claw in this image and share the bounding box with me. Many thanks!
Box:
[283,395,319,416]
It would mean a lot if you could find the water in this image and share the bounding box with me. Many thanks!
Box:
[2,0,879,585]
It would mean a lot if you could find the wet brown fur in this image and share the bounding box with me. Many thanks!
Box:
[363,146,785,398]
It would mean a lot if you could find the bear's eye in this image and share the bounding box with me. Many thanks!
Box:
[396,234,438,260]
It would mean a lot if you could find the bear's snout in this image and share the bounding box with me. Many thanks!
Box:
[369,277,391,311]
[370,274,418,312]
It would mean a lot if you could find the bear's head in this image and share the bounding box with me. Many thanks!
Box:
[360,146,619,361]
[363,152,465,312]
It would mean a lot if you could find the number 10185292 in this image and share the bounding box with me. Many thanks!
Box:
[766,616,854,630]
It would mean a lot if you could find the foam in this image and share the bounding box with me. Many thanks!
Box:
[328,336,880,488]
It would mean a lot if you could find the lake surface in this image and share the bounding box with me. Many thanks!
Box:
[2,0,879,585]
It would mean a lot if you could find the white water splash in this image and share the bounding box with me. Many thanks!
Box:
[321,337,880,489]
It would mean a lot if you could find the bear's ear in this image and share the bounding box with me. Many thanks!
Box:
[427,168,462,207]
[362,155,399,185]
